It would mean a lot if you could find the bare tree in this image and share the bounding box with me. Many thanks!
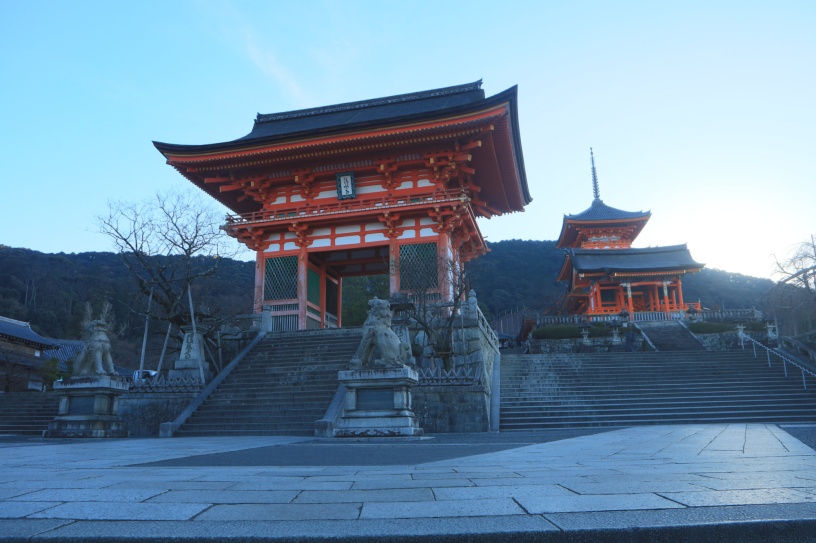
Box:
[775,235,816,300]
[98,189,238,328]
[397,250,474,369]
[772,235,816,336]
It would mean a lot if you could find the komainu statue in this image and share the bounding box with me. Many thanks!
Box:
[351,298,415,368]
[73,305,116,377]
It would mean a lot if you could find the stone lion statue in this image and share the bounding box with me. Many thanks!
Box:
[73,320,116,377]
[351,298,415,368]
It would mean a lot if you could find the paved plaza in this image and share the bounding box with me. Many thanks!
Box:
[2,424,816,541]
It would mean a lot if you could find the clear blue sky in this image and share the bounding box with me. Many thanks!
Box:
[1,0,813,279]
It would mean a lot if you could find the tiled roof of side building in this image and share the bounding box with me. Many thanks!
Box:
[570,244,705,273]
[0,316,60,350]
[565,198,651,222]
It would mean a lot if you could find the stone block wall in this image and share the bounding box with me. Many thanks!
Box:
[117,392,197,437]
[528,334,646,354]
[413,292,499,433]
[695,332,766,351]
[412,385,489,433]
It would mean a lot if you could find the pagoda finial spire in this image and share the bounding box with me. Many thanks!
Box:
[590,147,600,200]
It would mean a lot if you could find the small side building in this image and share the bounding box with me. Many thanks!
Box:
[0,316,60,391]
[556,151,704,317]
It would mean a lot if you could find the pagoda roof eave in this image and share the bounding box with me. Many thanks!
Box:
[555,215,651,248]
[556,253,573,282]
[555,198,651,248]
[567,244,705,276]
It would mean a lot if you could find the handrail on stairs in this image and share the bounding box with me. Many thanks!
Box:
[741,335,816,391]
[159,330,267,437]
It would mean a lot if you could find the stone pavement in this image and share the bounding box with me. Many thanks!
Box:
[2,424,816,542]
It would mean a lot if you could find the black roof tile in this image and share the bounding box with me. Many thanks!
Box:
[244,81,485,141]
[566,198,650,222]
[570,245,704,274]
[0,316,60,350]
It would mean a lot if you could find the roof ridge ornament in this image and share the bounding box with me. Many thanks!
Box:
[590,147,601,201]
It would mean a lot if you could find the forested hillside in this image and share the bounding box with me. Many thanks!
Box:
[0,241,776,365]
[470,240,565,318]
[0,246,254,364]
[470,241,775,317]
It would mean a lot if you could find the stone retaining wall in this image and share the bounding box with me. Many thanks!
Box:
[695,332,767,351]
[118,392,197,437]
[412,385,489,433]
[413,293,499,433]
[528,333,645,354]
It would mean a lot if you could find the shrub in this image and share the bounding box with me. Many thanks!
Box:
[590,323,613,337]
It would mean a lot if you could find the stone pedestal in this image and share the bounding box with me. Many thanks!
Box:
[44,376,129,438]
[169,327,212,383]
[335,366,423,437]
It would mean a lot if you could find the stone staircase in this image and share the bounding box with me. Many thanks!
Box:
[500,350,816,430]
[638,321,705,351]
[0,391,60,435]
[175,328,362,437]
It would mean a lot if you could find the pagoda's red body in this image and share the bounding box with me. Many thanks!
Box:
[155,82,530,330]
[556,154,703,317]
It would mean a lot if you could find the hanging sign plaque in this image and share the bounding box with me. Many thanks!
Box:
[336,172,356,200]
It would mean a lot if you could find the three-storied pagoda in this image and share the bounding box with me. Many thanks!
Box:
[556,150,703,316]
[154,81,530,330]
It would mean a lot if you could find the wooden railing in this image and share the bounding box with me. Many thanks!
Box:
[536,307,762,326]
[225,188,469,225]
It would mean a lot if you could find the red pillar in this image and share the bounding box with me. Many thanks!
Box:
[626,283,634,315]
[677,278,685,309]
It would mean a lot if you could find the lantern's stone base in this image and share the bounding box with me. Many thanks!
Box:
[334,366,423,437]
[44,376,129,438]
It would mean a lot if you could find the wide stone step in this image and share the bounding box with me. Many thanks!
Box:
[502,400,816,411]
[501,382,804,394]
[500,414,816,429]
[175,329,361,436]
[188,419,322,429]
[501,406,816,421]
[502,393,816,407]
[175,429,313,437]
[192,403,329,413]
[499,351,816,430]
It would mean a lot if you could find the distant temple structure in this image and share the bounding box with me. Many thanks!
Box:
[155,81,530,330]
[556,150,703,317]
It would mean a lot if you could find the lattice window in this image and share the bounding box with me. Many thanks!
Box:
[264,256,298,301]
[325,278,339,316]
[399,242,438,291]
[307,268,321,306]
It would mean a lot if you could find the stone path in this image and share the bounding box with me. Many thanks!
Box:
[2,424,816,541]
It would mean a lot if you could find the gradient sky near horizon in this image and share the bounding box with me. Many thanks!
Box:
[1,0,813,280]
